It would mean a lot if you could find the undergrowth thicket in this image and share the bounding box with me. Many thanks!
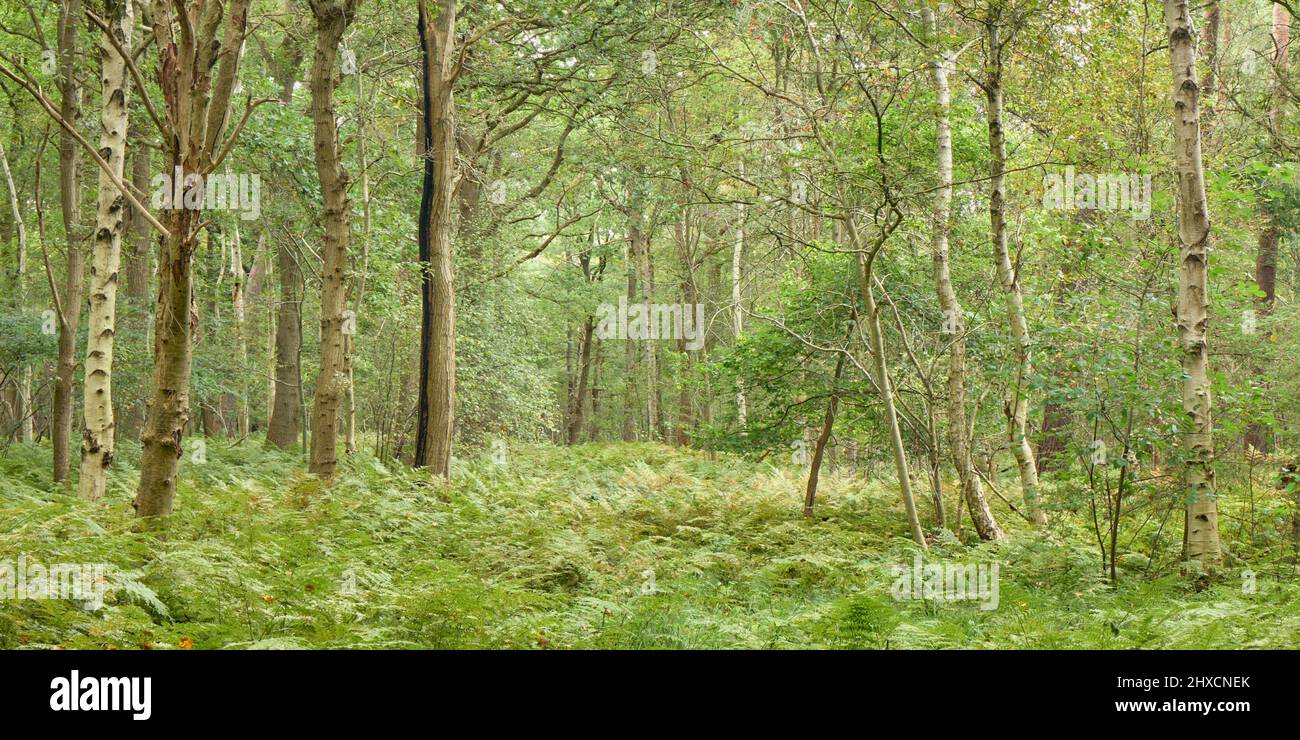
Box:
[1,439,1296,649]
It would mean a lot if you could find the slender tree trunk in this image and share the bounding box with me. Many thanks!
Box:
[78,0,133,500]
[345,71,373,456]
[587,340,602,442]
[675,287,694,447]
[1246,6,1290,453]
[984,20,1046,526]
[1268,6,1289,145]
[622,227,638,441]
[567,317,594,445]
[1283,462,1299,550]
[119,131,152,441]
[307,0,359,476]
[632,220,660,440]
[267,237,303,448]
[265,14,304,450]
[30,133,51,443]
[53,0,86,483]
[200,229,228,438]
[804,333,847,517]
[673,196,696,447]
[861,276,926,548]
[732,177,747,428]
[244,230,269,433]
[1164,0,1221,564]
[414,0,457,477]
[230,225,251,438]
[124,139,152,303]
[928,8,1004,540]
[1245,221,1279,454]
[846,215,927,549]
[0,137,33,442]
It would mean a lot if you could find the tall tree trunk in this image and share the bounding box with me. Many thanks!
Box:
[135,0,252,520]
[0,138,33,443]
[1245,5,1290,454]
[622,227,638,441]
[267,237,303,448]
[119,131,153,441]
[567,317,594,445]
[846,216,927,549]
[927,8,1004,540]
[984,19,1046,526]
[632,219,660,440]
[78,0,133,501]
[53,0,86,483]
[673,189,695,447]
[265,39,304,450]
[861,274,927,549]
[675,280,694,447]
[200,228,228,438]
[1164,0,1221,564]
[345,70,373,456]
[732,186,747,429]
[230,225,250,438]
[414,0,457,477]
[243,229,270,434]
[307,0,359,477]
[124,139,152,303]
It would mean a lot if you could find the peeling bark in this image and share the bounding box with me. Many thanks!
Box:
[135,0,253,520]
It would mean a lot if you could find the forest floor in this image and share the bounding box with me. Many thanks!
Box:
[2,439,1297,649]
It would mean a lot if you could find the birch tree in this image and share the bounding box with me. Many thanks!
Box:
[976,6,1046,525]
[78,0,133,501]
[0,138,33,442]
[76,0,132,499]
[733,166,747,428]
[1163,0,1220,564]
[925,5,1004,540]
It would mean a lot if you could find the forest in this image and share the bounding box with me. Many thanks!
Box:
[0,0,1297,651]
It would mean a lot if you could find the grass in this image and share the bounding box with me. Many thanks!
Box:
[1,438,1297,649]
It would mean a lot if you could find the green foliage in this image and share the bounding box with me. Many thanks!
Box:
[3,439,1295,649]
[0,311,56,369]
